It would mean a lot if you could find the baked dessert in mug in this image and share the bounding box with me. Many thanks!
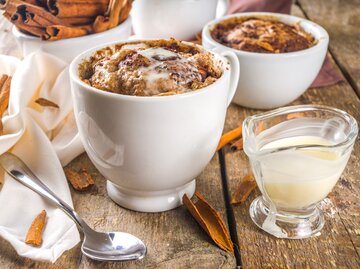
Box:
[210,16,316,53]
[79,39,223,96]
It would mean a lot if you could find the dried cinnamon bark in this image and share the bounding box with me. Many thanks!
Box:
[0,74,11,135]
[16,2,67,25]
[47,0,109,17]
[183,192,233,253]
[34,97,59,108]
[60,16,95,26]
[230,138,243,151]
[0,75,11,117]
[216,126,242,151]
[117,0,131,24]
[10,12,47,37]
[65,168,94,191]
[92,15,109,33]
[2,0,132,41]
[25,210,47,247]
[231,174,257,205]
[44,24,91,41]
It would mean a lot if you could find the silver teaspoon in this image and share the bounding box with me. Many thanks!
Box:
[0,152,147,261]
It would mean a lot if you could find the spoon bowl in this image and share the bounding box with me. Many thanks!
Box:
[81,230,146,261]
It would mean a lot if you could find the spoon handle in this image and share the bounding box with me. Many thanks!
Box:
[0,152,87,231]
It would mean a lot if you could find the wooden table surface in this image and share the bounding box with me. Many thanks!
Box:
[0,1,359,268]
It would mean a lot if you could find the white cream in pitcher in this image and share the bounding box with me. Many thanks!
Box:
[256,135,351,209]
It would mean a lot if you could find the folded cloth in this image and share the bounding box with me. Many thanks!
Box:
[228,0,344,88]
[228,0,292,14]
[0,51,84,262]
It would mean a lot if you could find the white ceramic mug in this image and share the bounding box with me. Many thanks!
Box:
[70,40,239,212]
[131,0,229,40]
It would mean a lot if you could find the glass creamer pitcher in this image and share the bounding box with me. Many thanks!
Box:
[242,105,358,239]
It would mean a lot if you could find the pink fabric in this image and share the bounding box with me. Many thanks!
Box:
[227,0,344,88]
[228,0,291,15]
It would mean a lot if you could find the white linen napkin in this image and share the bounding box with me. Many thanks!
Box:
[0,51,84,262]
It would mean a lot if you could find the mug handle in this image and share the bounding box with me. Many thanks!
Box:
[216,0,229,18]
[212,47,240,106]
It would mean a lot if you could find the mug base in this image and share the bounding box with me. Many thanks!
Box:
[249,196,324,239]
[106,180,196,212]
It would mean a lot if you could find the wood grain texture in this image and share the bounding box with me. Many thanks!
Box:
[224,4,360,265]
[297,0,360,97]
[1,1,360,268]
[0,153,235,269]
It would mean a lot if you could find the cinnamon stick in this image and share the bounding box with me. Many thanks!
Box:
[118,0,131,24]
[0,0,8,9]
[17,2,69,26]
[11,12,47,37]
[59,16,95,26]
[25,210,47,247]
[35,97,59,108]
[183,192,233,253]
[24,13,41,27]
[92,15,109,33]
[108,0,122,28]
[47,0,108,17]
[43,24,91,41]
[0,75,11,117]
[216,126,242,151]
[30,13,53,27]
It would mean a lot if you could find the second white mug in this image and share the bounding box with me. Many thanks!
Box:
[131,0,229,40]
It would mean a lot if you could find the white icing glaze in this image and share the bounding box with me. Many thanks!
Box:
[137,47,179,60]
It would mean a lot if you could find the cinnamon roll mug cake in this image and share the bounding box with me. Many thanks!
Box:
[78,39,223,96]
[202,12,329,109]
[70,39,239,212]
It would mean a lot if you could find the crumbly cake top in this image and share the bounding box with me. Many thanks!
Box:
[79,39,223,96]
[210,17,316,53]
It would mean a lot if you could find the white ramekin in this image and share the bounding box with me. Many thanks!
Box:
[12,17,132,63]
[202,12,329,109]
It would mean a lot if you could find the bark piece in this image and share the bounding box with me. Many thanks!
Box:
[65,168,94,191]
[25,210,47,247]
[231,174,257,205]
[34,97,59,108]
[216,126,242,151]
[230,138,243,151]
[183,192,233,253]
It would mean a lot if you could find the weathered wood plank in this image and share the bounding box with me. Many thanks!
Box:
[0,153,236,269]
[297,0,360,97]
[224,18,360,268]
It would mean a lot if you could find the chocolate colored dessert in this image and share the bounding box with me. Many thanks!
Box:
[211,17,316,53]
[79,39,222,96]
